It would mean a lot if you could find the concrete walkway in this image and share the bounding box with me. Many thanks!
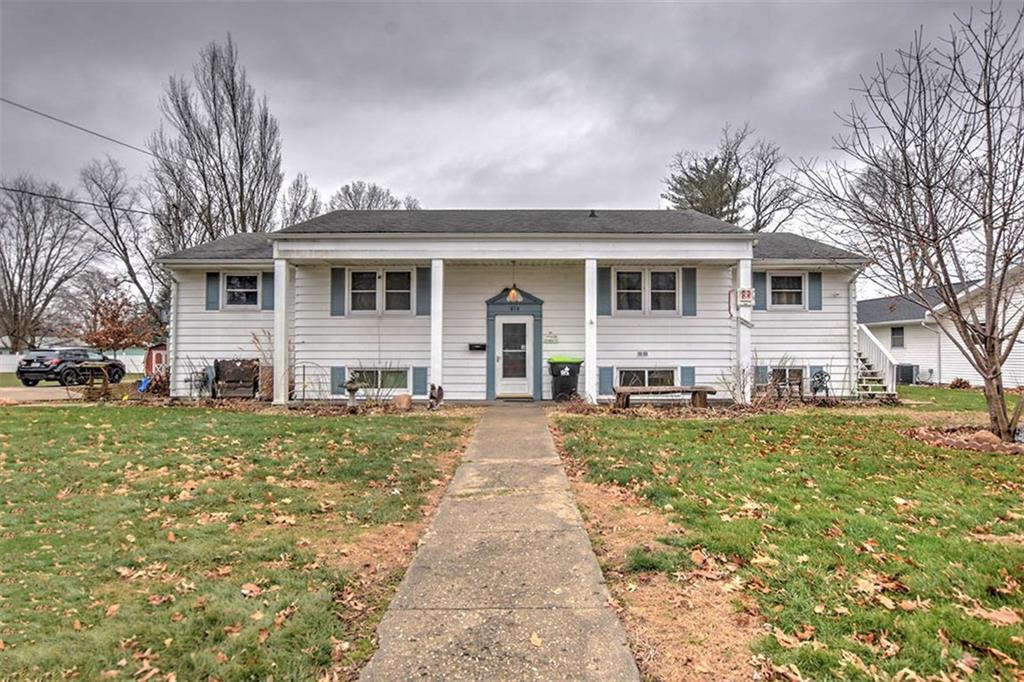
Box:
[360,403,639,681]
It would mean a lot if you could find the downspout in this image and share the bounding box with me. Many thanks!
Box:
[921,320,941,385]
[168,273,180,398]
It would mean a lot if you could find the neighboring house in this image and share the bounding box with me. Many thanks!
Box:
[858,283,1024,387]
[157,209,867,403]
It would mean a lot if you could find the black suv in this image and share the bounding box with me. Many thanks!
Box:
[16,348,127,387]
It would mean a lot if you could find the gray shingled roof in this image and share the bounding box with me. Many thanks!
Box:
[274,208,749,235]
[752,232,864,261]
[857,283,975,324]
[159,212,864,264]
[160,232,273,262]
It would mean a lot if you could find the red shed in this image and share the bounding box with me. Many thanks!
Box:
[145,343,167,375]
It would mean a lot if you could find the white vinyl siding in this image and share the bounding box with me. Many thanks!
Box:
[752,269,857,396]
[169,269,275,397]
[599,266,735,395]
[443,263,586,400]
[292,265,430,399]
[169,260,861,401]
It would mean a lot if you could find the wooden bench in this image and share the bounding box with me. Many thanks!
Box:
[613,385,718,409]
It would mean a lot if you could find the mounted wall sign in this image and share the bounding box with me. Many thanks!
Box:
[737,287,755,307]
[468,343,486,351]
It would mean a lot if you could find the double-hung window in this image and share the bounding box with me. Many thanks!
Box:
[615,271,643,312]
[618,368,675,388]
[649,271,678,312]
[769,274,804,307]
[891,326,905,349]
[614,269,679,314]
[224,274,259,307]
[350,271,378,312]
[384,271,412,311]
[350,269,413,313]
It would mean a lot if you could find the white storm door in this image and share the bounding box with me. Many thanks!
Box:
[495,315,533,397]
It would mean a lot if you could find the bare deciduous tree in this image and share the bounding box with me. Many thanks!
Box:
[65,157,167,323]
[663,125,801,232]
[279,173,323,226]
[327,180,421,211]
[0,177,96,352]
[748,139,804,233]
[800,4,1024,440]
[148,34,283,252]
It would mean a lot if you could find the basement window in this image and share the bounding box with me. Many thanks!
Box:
[224,274,259,306]
[350,368,409,390]
[618,368,675,388]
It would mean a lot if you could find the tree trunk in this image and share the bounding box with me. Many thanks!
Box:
[982,372,1014,441]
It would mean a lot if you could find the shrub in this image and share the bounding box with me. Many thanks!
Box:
[949,377,972,389]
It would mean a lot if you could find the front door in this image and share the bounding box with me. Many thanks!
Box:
[495,315,533,397]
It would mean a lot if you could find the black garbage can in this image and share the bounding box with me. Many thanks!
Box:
[548,357,583,401]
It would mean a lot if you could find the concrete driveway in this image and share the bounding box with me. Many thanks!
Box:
[0,385,76,403]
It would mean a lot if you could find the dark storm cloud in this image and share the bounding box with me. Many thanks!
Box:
[1,1,974,208]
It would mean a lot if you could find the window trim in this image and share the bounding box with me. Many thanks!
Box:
[616,367,677,388]
[222,272,261,309]
[612,267,681,316]
[768,272,806,310]
[890,326,905,349]
[348,268,415,315]
[349,367,411,391]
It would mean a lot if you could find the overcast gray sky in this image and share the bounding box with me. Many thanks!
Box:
[2,0,973,210]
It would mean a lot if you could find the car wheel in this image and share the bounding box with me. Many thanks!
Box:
[59,368,82,386]
[109,367,124,384]
[20,378,39,387]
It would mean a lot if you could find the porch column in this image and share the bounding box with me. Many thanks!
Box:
[584,258,598,404]
[430,259,444,390]
[272,258,291,405]
[735,258,753,404]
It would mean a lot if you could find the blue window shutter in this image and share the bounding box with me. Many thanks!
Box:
[416,266,431,316]
[681,268,697,316]
[330,366,346,395]
[597,267,611,316]
[809,365,823,378]
[808,272,823,310]
[599,367,614,395]
[205,272,220,310]
[330,268,346,316]
[754,365,769,384]
[679,366,695,386]
[412,367,428,395]
[753,272,767,311]
[261,271,275,311]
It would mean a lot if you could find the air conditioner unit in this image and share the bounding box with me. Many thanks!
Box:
[897,364,919,385]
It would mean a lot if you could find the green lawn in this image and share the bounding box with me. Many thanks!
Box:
[0,405,471,680]
[556,412,1024,679]
[0,373,145,388]
[898,385,1020,413]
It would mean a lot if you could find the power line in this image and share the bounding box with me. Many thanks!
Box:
[0,185,157,217]
[1,96,160,161]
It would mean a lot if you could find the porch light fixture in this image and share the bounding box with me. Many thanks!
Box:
[506,260,523,303]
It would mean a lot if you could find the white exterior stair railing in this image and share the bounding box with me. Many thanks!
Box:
[857,324,898,395]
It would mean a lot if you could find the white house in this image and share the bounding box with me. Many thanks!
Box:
[858,283,1024,387]
[158,209,870,403]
